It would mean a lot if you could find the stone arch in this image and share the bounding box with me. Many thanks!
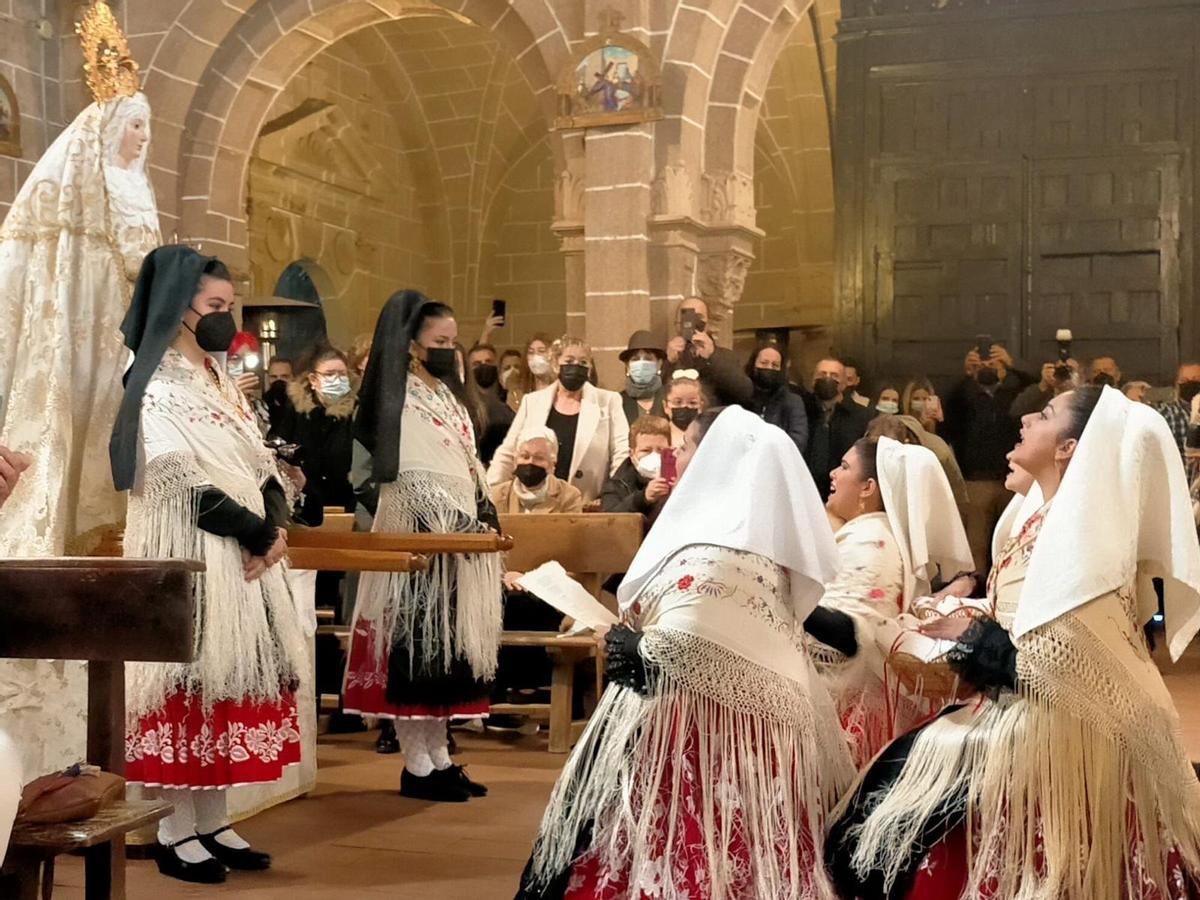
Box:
[143,0,570,271]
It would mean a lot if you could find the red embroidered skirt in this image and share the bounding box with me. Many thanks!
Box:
[125,690,301,789]
[342,618,490,720]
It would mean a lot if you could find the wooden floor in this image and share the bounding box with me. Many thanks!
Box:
[45,636,1200,899]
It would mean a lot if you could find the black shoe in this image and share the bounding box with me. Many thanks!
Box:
[443,764,487,797]
[198,828,272,871]
[400,768,470,802]
[155,838,227,884]
[376,733,400,754]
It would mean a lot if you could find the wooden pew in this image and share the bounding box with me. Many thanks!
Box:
[495,514,643,752]
[0,557,201,900]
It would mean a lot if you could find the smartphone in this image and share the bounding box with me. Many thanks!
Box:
[491,298,507,324]
[660,447,678,484]
[681,310,702,343]
[975,334,993,357]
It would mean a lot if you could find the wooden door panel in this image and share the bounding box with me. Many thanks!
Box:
[1029,155,1179,378]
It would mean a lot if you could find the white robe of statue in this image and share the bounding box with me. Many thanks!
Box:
[0,93,160,780]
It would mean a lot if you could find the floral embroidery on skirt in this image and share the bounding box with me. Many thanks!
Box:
[125,690,301,789]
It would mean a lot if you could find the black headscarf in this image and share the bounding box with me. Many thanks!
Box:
[109,244,216,491]
[355,289,439,484]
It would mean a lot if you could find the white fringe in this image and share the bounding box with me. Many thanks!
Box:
[351,469,502,680]
[528,627,853,900]
[124,451,308,721]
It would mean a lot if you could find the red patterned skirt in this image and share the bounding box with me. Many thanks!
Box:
[125,690,301,789]
[342,618,490,720]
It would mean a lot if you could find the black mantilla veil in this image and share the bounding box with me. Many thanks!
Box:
[109,244,216,492]
[355,289,479,484]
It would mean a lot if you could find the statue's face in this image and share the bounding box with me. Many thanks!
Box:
[117,116,148,168]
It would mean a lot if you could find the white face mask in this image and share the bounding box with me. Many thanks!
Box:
[876,400,899,415]
[635,451,662,480]
[319,374,352,400]
[529,354,552,377]
[910,398,927,414]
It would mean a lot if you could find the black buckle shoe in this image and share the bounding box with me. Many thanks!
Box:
[443,764,487,797]
[155,837,227,884]
[376,720,399,754]
[198,828,272,871]
[400,768,470,802]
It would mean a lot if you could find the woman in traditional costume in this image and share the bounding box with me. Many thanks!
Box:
[519,405,855,900]
[827,385,1200,899]
[342,291,503,803]
[110,245,308,885]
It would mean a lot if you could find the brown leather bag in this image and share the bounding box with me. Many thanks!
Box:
[16,764,125,825]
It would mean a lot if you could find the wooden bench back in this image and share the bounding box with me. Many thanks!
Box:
[499,513,643,585]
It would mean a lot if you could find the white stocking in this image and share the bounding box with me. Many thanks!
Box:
[156,789,212,863]
[193,788,250,849]
[395,720,433,776]
[424,718,452,771]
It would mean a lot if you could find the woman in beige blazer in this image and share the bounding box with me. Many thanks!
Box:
[488,337,629,504]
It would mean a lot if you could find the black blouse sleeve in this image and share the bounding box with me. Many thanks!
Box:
[261,478,290,529]
[946,618,1019,694]
[804,605,859,657]
[605,625,653,694]
[195,487,277,556]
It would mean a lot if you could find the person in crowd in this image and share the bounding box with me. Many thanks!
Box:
[746,342,808,454]
[498,349,523,405]
[490,427,584,515]
[827,386,1200,900]
[661,296,753,407]
[900,377,944,435]
[618,330,667,424]
[264,357,294,429]
[1010,357,1080,419]
[1089,354,1122,387]
[844,358,871,408]
[109,246,307,884]
[227,330,270,431]
[342,290,502,803]
[507,333,557,413]
[346,333,372,387]
[943,341,1034,573]
[664,370,706,449]
[874,384,901,416]
[1125,380,1152,403]
[268,345,356,527]
[518,406,853,899]
[601,415,673,529]
[866,414,969,526]
[468,342,515,467]
[810,437,973,765]
[490,337,629,504]
[806,357,873,502]
[1156,362,1200,466]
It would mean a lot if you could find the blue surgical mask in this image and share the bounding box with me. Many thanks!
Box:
[319,374,352,400]
[628,360,659,386]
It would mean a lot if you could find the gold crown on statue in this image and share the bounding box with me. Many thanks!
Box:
[76,0,141,103]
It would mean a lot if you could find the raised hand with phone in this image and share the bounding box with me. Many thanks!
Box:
[663,297,754,408]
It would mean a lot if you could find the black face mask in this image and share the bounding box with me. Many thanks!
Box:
[976,367,1000,387]
[753,368,786,392]
[670,407,699,430]
[1181,381,1200,404]
[265,380,289,405]
[813,377,839,402]
[1092,372,1116,388]
[188,309,237,353]
[473,364,499,389]
[515,463,548,489]
[558,364,589,392]
[422,347,459,379]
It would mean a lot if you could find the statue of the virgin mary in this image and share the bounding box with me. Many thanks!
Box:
[0,1,160,779]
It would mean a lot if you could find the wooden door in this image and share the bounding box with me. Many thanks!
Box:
[1027,154,1181,380]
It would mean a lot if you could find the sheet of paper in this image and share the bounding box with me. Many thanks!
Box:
[516,561,618,631]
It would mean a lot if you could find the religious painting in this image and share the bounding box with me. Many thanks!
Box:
[0,75,20,158]
[556,30,662,130]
